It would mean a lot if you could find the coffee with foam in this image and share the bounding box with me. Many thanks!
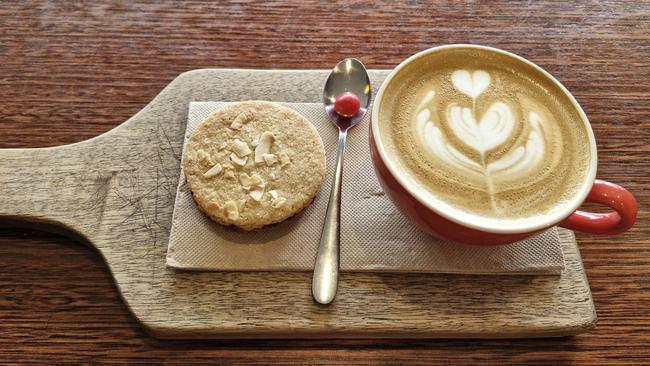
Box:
[378,48,593,227]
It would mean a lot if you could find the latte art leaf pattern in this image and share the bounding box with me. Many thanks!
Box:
[487,112,545,175]
[447,102,514,154]
[415,69,550,210]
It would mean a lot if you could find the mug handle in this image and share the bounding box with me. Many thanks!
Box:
[559,179,638,235]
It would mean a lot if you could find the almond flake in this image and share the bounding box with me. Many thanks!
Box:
[196,149,213,165]
[262,153,277,166]
[250,173,265,189]
[239,172,253,189]
[249,188,265,201]
[224,200,239,220]
[255,131,275,163]
[229,112,251,130]
[214,151,226,161]
[223,169,236,180]
[271,197,287,208]
[232,139,251,157]
[196,149,208,160]
[236,198,246,213]
[230,152,248,167]
[268,190,279,199]
[278,152,291,167]
[203,163,222,178]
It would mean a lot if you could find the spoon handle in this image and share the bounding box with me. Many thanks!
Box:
[312,129,347,305]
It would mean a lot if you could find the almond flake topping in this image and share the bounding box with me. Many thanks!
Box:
[230,152,248,167]
[229,112,251,130]
[271,197,287,208]
[278,152,291,167]
[255,131,275,163]
[249,188,265,201]
[232,139,251,157]
[203,163,222,178]
[224,200,239,220]
[262,153,277,166]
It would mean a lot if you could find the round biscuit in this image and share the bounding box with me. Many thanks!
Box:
[183,101,326,230]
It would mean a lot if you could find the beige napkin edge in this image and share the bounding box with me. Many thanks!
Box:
[166,255,565,275]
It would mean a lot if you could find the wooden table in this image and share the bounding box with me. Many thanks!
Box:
[1,1,648,364]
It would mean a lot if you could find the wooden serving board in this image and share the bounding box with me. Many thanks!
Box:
[0,69,596,339]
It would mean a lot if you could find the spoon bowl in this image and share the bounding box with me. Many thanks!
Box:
[323,58,372,129]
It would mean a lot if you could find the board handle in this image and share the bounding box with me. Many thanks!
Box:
[0,145,101,236]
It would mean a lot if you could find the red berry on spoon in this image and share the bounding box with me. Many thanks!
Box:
[334,91,361,117]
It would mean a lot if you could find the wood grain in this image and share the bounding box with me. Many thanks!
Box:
[0,0,648,364]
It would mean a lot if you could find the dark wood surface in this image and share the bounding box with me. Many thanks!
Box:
[0,1,648,364]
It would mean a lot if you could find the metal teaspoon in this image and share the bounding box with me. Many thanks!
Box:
[312,58,372,305]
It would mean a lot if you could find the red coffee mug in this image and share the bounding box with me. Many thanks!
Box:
[370,45,638,246]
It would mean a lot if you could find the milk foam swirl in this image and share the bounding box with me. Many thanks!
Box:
[414,69,551,209]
